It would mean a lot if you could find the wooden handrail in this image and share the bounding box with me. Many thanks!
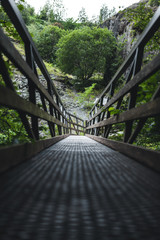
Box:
[87,98,160,129]
[89,7,160,115]
[88,53,160,122]
[0,0,85,140]
[86,7,160,152]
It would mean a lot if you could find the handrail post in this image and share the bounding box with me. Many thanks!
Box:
[82,120,85,135]
[56,96,62,135]
[0,52,35,139]
[61,105,65,135]
[103,83,115,138]
[76,118,79,135]
[124,46,144,142]
[69,114,72,135]
[25,43,39,140]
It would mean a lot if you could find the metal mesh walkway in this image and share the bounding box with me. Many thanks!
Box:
[0,136,160,240]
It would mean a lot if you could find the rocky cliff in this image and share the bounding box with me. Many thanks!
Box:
[100,0,157,58]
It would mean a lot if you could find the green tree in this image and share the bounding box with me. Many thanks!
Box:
[35,25,65,62]
[77,83,97,110]
[90,15,99,25]
[39,1,50,21]
[56,27,117,86]
[21,2,36,25]
[78,7,88,23]
[99,4,116,23]
[103,36,124,86]
[149,0,160,6]
[0,0,27,41]
[62,18,79,30]
[50,0,66,21]
[38,0,65,22]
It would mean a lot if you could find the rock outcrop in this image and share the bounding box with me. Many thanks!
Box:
[100,0,157,58]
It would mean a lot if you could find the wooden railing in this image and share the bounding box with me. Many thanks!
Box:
[0,0,160,172]
[0,0,85,143]
[86,7,160,169]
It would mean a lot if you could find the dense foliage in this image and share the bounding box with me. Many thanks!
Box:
[56,27,117,86]
[35,25,65,62]
[149,0,160,6]
[0,0,26,41]
[77,83,97,110]
[0,108,30,146]
[125,1,160,58]
[99,4,116,24]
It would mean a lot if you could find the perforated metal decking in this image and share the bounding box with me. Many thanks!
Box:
[0,136,160,240]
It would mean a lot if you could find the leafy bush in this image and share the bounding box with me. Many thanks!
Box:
[0,108,31,146]
[149,0,160,6]
[125,2,154,34]
[77,83,97,110]
[56,27,117,86]
[35,25,65,63]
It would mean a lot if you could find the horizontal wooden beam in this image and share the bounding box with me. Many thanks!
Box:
[67,112,84,121]
[0,85,67,128]
[88,53,160,122]
[86,97,160,129]
[69,127,85,133]
[68,122,84,128]
[0,135,69,173]
[86,134,160,172]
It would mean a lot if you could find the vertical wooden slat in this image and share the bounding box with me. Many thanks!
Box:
[103,83,115,138]
[56,96,62,135]
[25,43,39,140]
[124,47,144,142]
[76,118,79,135]
[0,53,35,139]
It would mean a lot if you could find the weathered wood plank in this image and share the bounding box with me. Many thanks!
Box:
[86,134,160,172]
[88,53,160,123]
[0,85,67,128]
[69,127,85,133]
[86,97,160,130]
[0,28,67,121]
[67,112,84,121]
[67,121,84,129]
[0,135,69,173]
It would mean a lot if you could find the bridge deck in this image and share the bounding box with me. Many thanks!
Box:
[0,136,160,240]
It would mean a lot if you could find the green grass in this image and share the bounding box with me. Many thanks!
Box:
[13,42,25,56]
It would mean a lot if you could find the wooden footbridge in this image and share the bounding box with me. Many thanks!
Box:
[0,1,160,239]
